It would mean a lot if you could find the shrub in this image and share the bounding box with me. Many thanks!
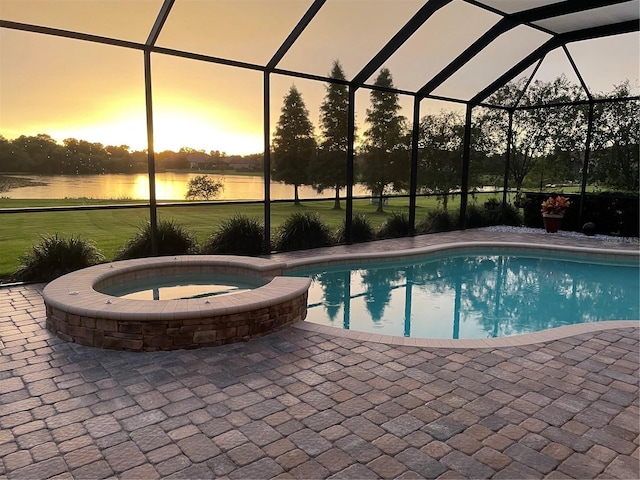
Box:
[467,200,523,229]
[274,212,333,252]
[483,197,501,211]
[501,202,523,226]
[114,219,198,260]
[335,213,375,243]
[523,192,638,236]
[201,213,265,256]
[13,234,104,282]
[465,204,488,229]
[418,209,459,233]
[377,211,411,239]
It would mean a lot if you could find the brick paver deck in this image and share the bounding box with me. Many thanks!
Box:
[1,231,638,479]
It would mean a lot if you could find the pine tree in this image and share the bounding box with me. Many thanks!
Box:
[311,60,350,209]
[272,85,316,205]
[360,68,409,213]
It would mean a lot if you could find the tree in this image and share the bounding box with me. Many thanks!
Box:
[360,68,409,213]
[311,60,350,209]
[417,110,465,210]
[272,85,317,205]
[479,75,584,199]
[0,135,31,172]
[10,134,61,173]
[590,81,639,191]
[185,174,224,200]
[63,138,110,174]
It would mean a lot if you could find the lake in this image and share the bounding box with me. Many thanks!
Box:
[1,173,371,201]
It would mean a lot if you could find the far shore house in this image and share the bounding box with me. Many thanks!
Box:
[187,152,261,171]
[226,156,261,171]
[187,152,217,170]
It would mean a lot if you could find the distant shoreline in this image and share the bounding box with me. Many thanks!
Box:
[0,175,48,193]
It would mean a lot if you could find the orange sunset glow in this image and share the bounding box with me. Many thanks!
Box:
[1,1,638,156]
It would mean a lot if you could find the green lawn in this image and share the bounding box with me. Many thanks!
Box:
[0,194,491,281]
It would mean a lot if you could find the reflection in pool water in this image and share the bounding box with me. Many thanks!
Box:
[100,273,266,301]
[292,252,639,339]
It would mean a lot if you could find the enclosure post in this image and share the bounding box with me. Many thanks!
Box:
[263,71,272,253]
[502,109,514,222]
[345,86,356,244]
[144,50,158,256]
[579,101,594,225]
[459,104,473,229]
[409,96,421,235]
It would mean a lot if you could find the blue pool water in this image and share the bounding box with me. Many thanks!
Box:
[291,251,639,339]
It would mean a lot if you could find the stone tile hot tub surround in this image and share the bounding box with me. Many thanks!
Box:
[43,255,311,351]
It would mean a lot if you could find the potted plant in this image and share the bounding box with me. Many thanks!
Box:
[541,195,570,233]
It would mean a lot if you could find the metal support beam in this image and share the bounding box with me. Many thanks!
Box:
[459,104,473,229]
[263,72,272,253]
[502,110,514,222]
[580,101,595,224]
[0,19,144,50]
[146,0,175,46]
[141,0,174,257]
[409,96,421,235]
[345,86,357,244]
[471,20,639,105]
[418,0,630,97]
[352,0,453,86]
[563,45,593,101]
[267,0,326,70]
[418,18,514,97]
[513,57,545,108]
[144,50,158,256]
[485,94,640,112]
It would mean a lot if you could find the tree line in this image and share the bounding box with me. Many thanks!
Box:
[0,136,149,175]
[0,136,262,175]
[272,62,638,212]
[1,63,636,205]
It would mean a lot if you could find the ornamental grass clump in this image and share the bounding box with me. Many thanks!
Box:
[377,211,411,239]
[274,212,333,252]
[14,233,104,282]
[466,200,522,228]
[201,213,265,256]
[114,219,198,260]
[417,209,459,233]
[335,213,375,243]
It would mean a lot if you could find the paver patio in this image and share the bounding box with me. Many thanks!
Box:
[1,230,638,479]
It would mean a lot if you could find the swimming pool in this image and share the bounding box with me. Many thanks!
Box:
[290,249,639,339]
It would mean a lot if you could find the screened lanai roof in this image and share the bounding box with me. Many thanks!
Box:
[1,0,638,108]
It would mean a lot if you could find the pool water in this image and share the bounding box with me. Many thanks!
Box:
[100,273,265,301]
[291,251,639,339]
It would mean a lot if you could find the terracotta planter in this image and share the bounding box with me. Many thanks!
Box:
[542,213,564,233]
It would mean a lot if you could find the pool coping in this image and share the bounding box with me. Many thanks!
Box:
[282,240,639,348]
[42,255,309,321]
[42,255,312,351]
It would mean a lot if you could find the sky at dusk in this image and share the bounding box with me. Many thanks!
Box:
[1,0,638,155]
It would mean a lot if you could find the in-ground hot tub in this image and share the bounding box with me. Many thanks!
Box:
[43,256,311,351]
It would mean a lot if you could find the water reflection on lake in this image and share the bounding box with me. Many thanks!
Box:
[3,173,370,201]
